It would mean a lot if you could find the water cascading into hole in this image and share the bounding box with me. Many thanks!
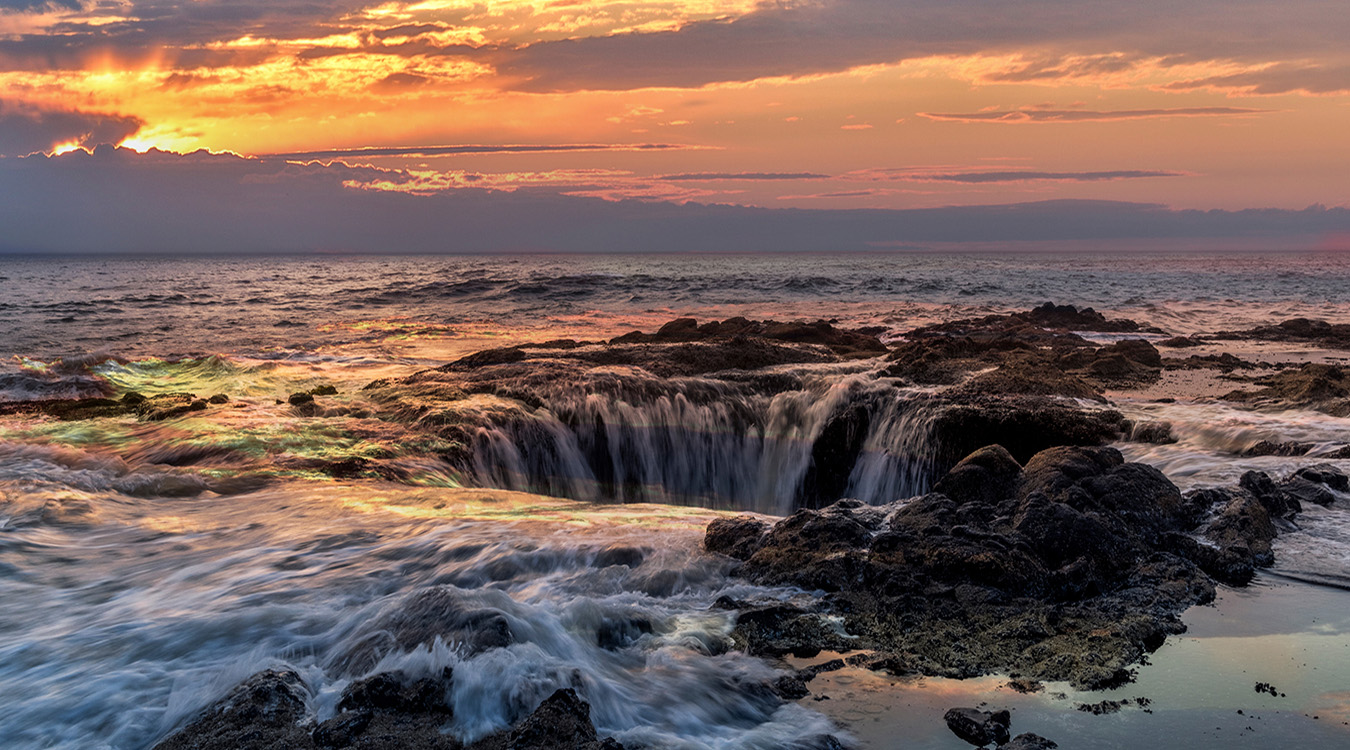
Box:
[466,375,945,515]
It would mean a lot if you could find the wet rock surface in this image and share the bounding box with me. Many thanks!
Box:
[709,444,1304,689]
[359,311,1132,508]
[1221,363,1350,415]
[1217,318,1350,350]
[943,707,1012,747]
[155,671,626,750]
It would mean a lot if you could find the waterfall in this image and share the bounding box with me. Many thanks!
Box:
[462,373,944,515]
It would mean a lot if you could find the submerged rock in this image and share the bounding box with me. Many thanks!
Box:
[1000,734,1058,750]
[1222,363,1350,415]
[1217,318,1350,350]
[334,587,514,675]
[944,707,1011,747]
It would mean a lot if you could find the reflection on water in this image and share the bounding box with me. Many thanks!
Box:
[793,581,1350,749]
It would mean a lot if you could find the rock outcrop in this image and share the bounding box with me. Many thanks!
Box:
[707,445,1314,689]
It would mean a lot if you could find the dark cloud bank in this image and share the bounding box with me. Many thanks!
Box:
[2,147,1347,254]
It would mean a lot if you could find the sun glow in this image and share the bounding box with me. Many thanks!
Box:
[48,139,86,156]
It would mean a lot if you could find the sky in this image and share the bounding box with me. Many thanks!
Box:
[1,0,1349,252]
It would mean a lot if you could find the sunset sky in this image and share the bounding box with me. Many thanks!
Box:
[2,1,1349,252]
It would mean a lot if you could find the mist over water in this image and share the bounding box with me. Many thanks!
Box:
[3,251,1350,749]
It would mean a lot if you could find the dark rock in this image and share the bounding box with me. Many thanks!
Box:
[334,587,513,675]
[1202,487,1276,568]
[611,316,887,358]
[932,445,1022,506]
[998,733,1058,750]
[1222,363,1350,414]
[1076,699,1127,715]
[338,671,450,714]
[739,505,873,591]
[310,385,339,396]
[1242,440,1312,457]
[1240,471,1301,520]
[593,544,647,568]
[446,347,528,370]
[1294,464,1350,492]
[1280,476,1338,508]
[314,669,456,749]
[715,443,1277,689]
[1219,318,1350,350]
[288,392,315,406]
[704,515,771,561]
[152,669,315,750]
[1097,339,1162,368]
[207,393,230,404]
[928,396,1125,467]
[1005,679,1043,694]
[1128,421,1175,444]
[1158,336,1202,348]
[596,614,653,650]
[312,710,372,749]
[801,402,872,507]
[505,688,604,750]
[772,674,810,699]
[944,707,1012,747]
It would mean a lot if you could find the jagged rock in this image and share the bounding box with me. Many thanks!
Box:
[715,444,1282,688]
[152,669,315,750]
[704,515,771,560]
[1222,363,1350,415]
[159,672,621,750]
[944,707,1011,747]
[314,669,457,749]
[1199,487,1276,568]
[334,587,513,675]
[1240,471,1301,520]
[1243,440,1312,457]
[1294,464,1348,494]
[999,733,1058,750]
[1158,336,1202,348]
[1280,476,1338,508]
[611,317,887,358]
[928,396,1125,467]
[502,688,620,750]
[1218,318,1350,350]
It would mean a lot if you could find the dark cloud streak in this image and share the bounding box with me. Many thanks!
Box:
[264,143,694,161]
[0,100,142,156]
[656,172,829,181]
[920,107,1271,123]
[3,148,1348,254]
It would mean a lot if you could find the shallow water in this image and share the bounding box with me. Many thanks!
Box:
[794,579,1350,748]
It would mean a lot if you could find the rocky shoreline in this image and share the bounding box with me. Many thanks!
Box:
[706,444,1338,690]
[23,303,1348,748]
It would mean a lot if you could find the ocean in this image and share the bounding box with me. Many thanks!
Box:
[1,251,1348,749]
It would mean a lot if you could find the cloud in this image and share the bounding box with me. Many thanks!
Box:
[1161,63,1350,95]
[0,100,142,156]
[656,172,829,181]
[0,1,82,11]
[849,168,1187,183]
[490,0,1350,92]
[3,147,1349,254]
[263,143,694,161]
[919,107,1272,123]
